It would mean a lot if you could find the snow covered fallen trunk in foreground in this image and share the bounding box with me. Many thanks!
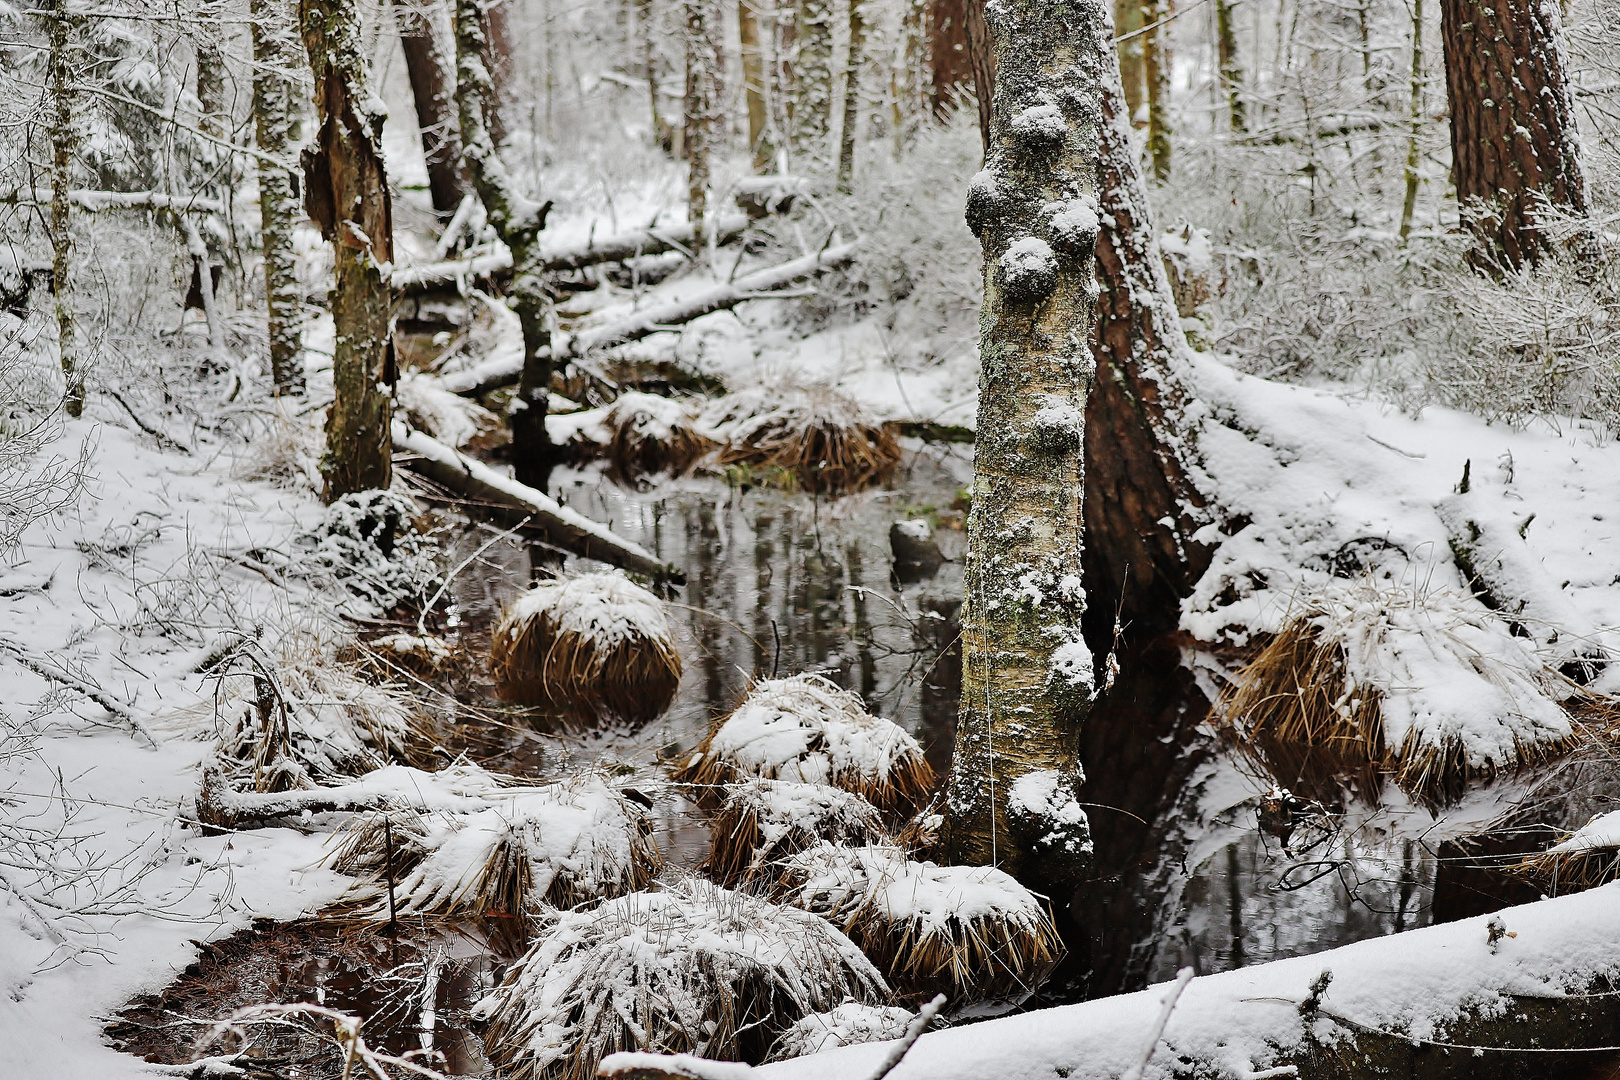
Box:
[638,885,1620,1080]
[391,422,682,582]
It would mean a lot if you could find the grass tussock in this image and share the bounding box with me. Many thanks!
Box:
[474,879,889,1080]
[704,778,891,888]
[772,843,1062,1002]
[671,674,934,812]
[701,385,902,495]
[490,572,681,722]
[602,391,716,478]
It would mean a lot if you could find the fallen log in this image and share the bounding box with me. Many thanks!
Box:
[440,242,859,397]
[391,421,683,583]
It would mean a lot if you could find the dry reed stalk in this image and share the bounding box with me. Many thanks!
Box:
[703,388,903,494]
[703,779,891,888]
[603,392,716,478]
[1516,845,1620,893]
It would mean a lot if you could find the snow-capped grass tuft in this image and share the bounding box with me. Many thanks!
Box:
[765,1001,919,1061]
[1219,575,1579,807]
[700,384,902,495]
[473,879,890,1080]
[772,843,1063,1002]
[327,769,661,921]
[704,778,891,888]
[395,370,501,449]
[602,391,716,478]
[671,674,934,811]
[235,404,323,493]
[1516,810,1620,893]
[490,571,681,722]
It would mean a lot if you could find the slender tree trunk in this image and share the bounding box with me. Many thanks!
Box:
[1215,0,1245,133]
[790,0,834,161]
[961,0,993,153]
[454,0,557,490]
[1141,0,1171,180]
[481,0,513,146]
[300,0,396,499]
[1114,0,1144,122]
[836,0,865,191]
[925,0,970,120]
[940,0,1106,891]
[739,0,774,172]
[395,0,468,218]
[1439,0,1589,270]
[639,0,674,151]
[1398,0,1424,243]
[1085,0,1213,646]
[46,0,82,418]
[252,0,306,395]
[683,0,722,224]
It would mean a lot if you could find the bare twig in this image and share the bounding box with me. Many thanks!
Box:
[862,993,947,1080]
[1121,967,1196,1080]
[0,637,159,747]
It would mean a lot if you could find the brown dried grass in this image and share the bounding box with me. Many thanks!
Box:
[707,392,903,495]
[1516,843,1620,893]
[703,779,891,888]
[491,611,681,723]
[603,394,716,479]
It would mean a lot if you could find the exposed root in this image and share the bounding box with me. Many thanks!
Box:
[671,674,934,812]
[703,778,890,888]
[490,571,682,722]
[700,385,902,495]
[473,879,889,1080]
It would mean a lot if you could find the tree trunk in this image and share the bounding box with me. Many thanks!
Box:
[1214,0,1245,133]
[481,0,513,146]
[1439,0,1589,271]
[683,0,722,224]
[1114,0,1144,122]
[739,0,774,172]
[638,0,674,151]
[790,0,834,162]
[1141,0,1171,180]
[300,0,396,500]
[454,0,557,490]
[1398,0,1423,242]
[252,0,306,396]
[940,0,1106,891]
[925,0,970,121]
[46,0,83,418]
[836,0,865,192]
[1085,2,1212,645]
[960,0,993,153]
[395,0,468,218]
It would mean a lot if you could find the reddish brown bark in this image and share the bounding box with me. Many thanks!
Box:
[394,0,467,217]
[925,0,971,120]
[1439,0,1588,270]
[961,0,993,152]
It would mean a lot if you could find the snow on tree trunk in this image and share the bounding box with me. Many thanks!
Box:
[790,0,834,161]
[45,0,83,418]
[1440,0,1589,271]
[1399,0,1424,241]
[940,0,1106,891]
[1140,0,1171,180]
[301,0,396,500]
[683,0,723,225]
[454,0,558,489]
[395,0,468,219]
[740,0,774,172]
[1085,4,1213,643]
[836,0,865,192]
[252,0,306,396]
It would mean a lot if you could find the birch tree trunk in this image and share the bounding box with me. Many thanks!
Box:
[790,0,834,161]
[252,0,306,395]
[836,0,865,191]
[683,0,722,223]
[395,0,468,218]
[739,0,774,172]
[454,0,557,490]
[300,0,396,499]
[1398,0,1423,242]
[1141,0,1171,180]
[1439,0,1589,270]
[940,0,1105,890]
[46,0,83,418]
[1214,0,1245,133]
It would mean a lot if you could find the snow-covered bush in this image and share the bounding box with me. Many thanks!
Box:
[395,371,501,449]
[473,880,890,1080]
[490,570,682,721]
[1518,809,1620,893]
[766,1001,917,1061]
[673,674,934,811]
[0,313,84,557]
[700,383,901,494]
[234,405,324,493]
[704,778,891,888]
[602,390,715,478]
[296,490,445,615]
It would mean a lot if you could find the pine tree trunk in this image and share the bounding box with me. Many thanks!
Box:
[1439,0,1588,270]
[300,0,396,500]
[454,0,557,490]
[45,0,83,419]
[1085,0,1212,645]
[395,0,468,218]
[1114,0,1144,122]
[739,0,774,172]
[790,0,834,161]
[961,0,993,153]
[836,0,865,192]
[252,0,306,396]
[1215,0,1245,133]
[1141,0,1171,180]
[925,0,971,121]
[482,0,513,146]
[683,0,722,223]
[1399,0,1424,242]
[940,0,1107,891]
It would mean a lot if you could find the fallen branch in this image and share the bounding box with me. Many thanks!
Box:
[0,638,159,747]
[863,994,948,1080]
[0,187,224,215]
[392,422,683,583]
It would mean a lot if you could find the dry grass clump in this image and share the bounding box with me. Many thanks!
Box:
[772,843,1063,1002]
[490,571,682,722]
[765,1001,918,1061]
[602,391,715,478]
[701,385,902,494]
[327,770,661,921]
[704,778,890,888]
[671,674,934,811]
[234,405,323,493]
[1516,810,1620,894]
[473,879,890,1080]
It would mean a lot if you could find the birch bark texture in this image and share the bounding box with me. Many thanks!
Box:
[941,0,1104,888]
[300,0,396,499]
[46,0,83,418]
[1439,0,1588,270]
[251,0,306,395]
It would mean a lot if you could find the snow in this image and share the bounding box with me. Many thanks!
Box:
[1047,639,1095,697]
[505,570,674,650]
[1011,104,1067,146]
[892,519,932,542]
[394,370,497,448]
[1548,810,1620,855]
[759,885,1620,1080]
[998,237,1058,301]
[1007,770,1090,851]
[769,1002,916,1060]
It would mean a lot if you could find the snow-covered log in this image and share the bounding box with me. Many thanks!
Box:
[391,422,682,582]
[0,187,224,214]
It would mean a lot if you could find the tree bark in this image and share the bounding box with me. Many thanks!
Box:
[1439,0,1589,271]
[1214,0,1245,133]
[45,0,83,418]
[252,0,306,396]
[790,0,834,162]
[454,0,557,490]
[481,0,513,146]
[925,0,970,121]
[1398,0,1424,242]
[1113,0,1144,121]
[836,0,865,192]
[739,0,774,172]
[960,0,993,153]
[300,0,396,499]
[940,0,1106,891]
[1085,4,1212,645]
[395,0,468,218]
[683,0,722,224]
[639,0,674,151]
[1141,0,1171,180]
